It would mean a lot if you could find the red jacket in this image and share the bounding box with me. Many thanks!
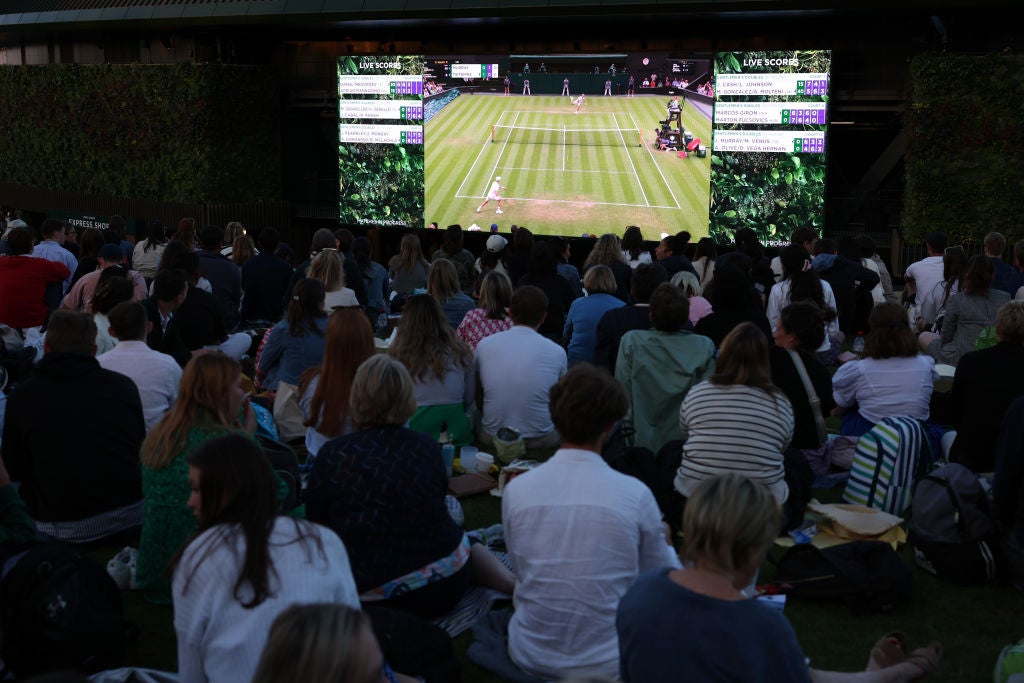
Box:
[0,256,71,328]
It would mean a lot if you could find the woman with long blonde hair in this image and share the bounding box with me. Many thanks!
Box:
[389,294,474,444]
[309,249,358,310]
[299,308,376,459]
[136,353,256,605]
[457,270,513,351]
[428,258,476,329]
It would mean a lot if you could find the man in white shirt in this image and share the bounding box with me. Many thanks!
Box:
[476,176,506,215]
[31,219,78,296]
[502,364,681,680]
[97,300,181,432]
[904,231,947,306]
[770,227,818,283]
[475,285,566,449]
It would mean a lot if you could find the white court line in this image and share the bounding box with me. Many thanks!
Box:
[477,111,521,198]
[629,111,681,210]
[562,125,566,172]
[613,112,649,208]
[451,194,680,210]
[455,120,505,199]
[499,165,636,175]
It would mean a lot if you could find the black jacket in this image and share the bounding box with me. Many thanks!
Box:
[197,250,242,331]
[241,252,294,324]
[1,352,144,522]
[142,297,191,367]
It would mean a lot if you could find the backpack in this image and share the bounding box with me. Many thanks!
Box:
[0,542,129,679]
[773,540,912,615]
[843,416,933,515]
[908,462,1002,585]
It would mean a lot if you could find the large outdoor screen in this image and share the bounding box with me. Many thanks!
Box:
[337,50,830,244]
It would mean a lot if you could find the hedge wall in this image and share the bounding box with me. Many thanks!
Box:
[904,53,1024,246]
[0,63,281,204]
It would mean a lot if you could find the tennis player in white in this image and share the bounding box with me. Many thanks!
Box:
[476,176,506,214]
[572,93,586,114]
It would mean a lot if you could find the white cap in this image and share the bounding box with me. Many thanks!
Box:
[495,176,501,181]
[486,234,508,253]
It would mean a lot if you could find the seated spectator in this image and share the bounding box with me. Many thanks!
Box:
[170,252,251,361]
[31,218,77,296]
[389,233,430,308]
[670,270,713,324]
[564,265,626,366]
[333,229,369,308]
[305,356,514,619]
[457,270,513,352]
[172,434,359,683]
[431,224,476,294]
[220,221,247,258]
[170,217,197,252]
[197,225,243,331]
[61,243,147,313]
[673,323,802,529]
[298,308,375,461]
[692,237,717,290]
[769,302,836,450]
[231,235,257,268]
[621,226,653,269]
[476,233,511,284]
[389,294,475,444]
[618,473,941,682]
[904,232,947,307]
[616,283,715,453]
[694,263,771,348]
[583,234,632,303]
[352,236,391,327]
[552,236,583,299]
[257,278,328,392]
[98,300,182,433]
[1,310,144,543]
[501,364,680,680]
[137,353,255,605]
[90,274,135,354]
[505,227,534,287]
[428,258,475,330]
[0,227,70,329]
[833,302,941,452]
[131,220,168,284]
[241,228,294,326]
[769,228,817,284]
[71,228,106,286]
[519,241,576,341]
[475,285,567,449]
[767,244,840,360]
[858,234,899,304]
[308,249,358,311]
[252,603,448,683]
[654,233,697,279]
[920,256,1011,366]
[812,238,880,339]
[141,268,195,367]
[594,262,669,373]
[915,245,967,334]
[946,301,1024,472]
[984,231,1022,296]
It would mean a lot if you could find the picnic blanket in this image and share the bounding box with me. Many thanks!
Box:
[431,550,513,637]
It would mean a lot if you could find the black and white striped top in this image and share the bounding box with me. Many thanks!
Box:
[674,381,794,503]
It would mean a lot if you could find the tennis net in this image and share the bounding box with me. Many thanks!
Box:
[489,124,643,147]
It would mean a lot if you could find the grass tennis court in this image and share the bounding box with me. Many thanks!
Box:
[425,94,712,241]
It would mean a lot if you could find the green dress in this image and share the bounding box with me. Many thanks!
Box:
[136,424,239,605]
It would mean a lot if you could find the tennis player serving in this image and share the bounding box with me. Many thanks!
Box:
[572,93,586,114]
[476,176,507,214]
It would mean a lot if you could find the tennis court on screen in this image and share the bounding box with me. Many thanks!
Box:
[453,110,682,210]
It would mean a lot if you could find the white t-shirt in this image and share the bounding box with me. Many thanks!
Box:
[905,256,945,305]
[97,340,182,432]
[765,278,839,353]
[173,518,359,683]
[487,181,501,200]
[831,354,938,424]
[622,250,653,269]
[475,325,566,438]
[503,449,680,680]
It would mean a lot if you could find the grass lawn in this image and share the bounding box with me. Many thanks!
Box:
[424,93,712,242]
[94,441,1024,682]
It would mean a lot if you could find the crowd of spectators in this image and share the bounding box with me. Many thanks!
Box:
[2,212,1024,681]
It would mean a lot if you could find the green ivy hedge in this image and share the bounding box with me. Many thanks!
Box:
[904,53,1024,246]
[0,63,281,203]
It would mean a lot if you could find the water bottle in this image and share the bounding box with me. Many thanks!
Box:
[852,331,865,355]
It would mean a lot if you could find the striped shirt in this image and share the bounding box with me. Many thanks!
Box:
[674,381,794,503]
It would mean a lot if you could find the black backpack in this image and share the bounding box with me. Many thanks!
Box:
[908,462,1002,585]
[774,540,912,615]
[0,542,129,679]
